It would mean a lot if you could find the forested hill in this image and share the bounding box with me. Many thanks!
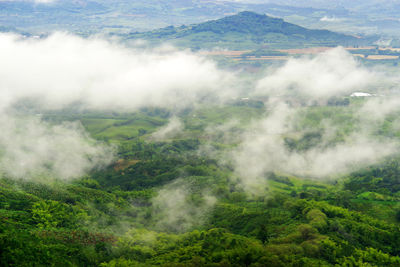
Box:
[126,11,371,49]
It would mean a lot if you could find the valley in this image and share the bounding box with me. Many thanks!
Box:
[1,4,400,267]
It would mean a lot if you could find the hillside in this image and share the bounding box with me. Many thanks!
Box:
[2,1,399,38]
[126,11,371,49]
[2,8,400,266]
[3,102,400,266]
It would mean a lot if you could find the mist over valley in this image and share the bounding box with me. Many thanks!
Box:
[2,2,400,266]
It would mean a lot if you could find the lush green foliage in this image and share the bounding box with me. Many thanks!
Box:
[128,12,369,49]
[2,100,400,266]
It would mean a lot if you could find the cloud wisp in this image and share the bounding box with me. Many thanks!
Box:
[2,32,400,198]
[152,179,216,232]
[0,32,235,180]
[255,47,376,100]
[0,113,114,180]
[228,48,400,194]
[150,117,184,141]
[0,32,235,111]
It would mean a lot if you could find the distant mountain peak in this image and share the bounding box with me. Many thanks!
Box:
[237,11,265,16]
[128,11,371,49]
[189,11,309,36]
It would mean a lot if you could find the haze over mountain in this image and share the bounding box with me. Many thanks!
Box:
[1,0,400,39]
[4,1,400,266]
[126,11,371,49]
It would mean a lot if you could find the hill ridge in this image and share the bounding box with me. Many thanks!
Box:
[127,11,370,49]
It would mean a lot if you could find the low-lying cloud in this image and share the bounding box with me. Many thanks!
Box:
[150,117,184,141]
[0,113,113,180]
[233,112,397,194]
[152,179,216,232]
[255,47,375,100]
[229,48,400,194]
[320,16,346,22]
[0,33,234,111]
[0,32,235,180]
[2,32,400,196]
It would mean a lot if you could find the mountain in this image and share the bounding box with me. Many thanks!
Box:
[0,0,243,34]
[1,1,400,39]
[125,11,371,49]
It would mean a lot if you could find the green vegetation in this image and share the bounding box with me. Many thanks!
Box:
[127,12,370,50]
[3,2,400,266]
[3,98,400,266]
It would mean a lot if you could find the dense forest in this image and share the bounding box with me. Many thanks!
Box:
[2,96,400,266]
[127,11,371,49]
[1,8,400,266]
